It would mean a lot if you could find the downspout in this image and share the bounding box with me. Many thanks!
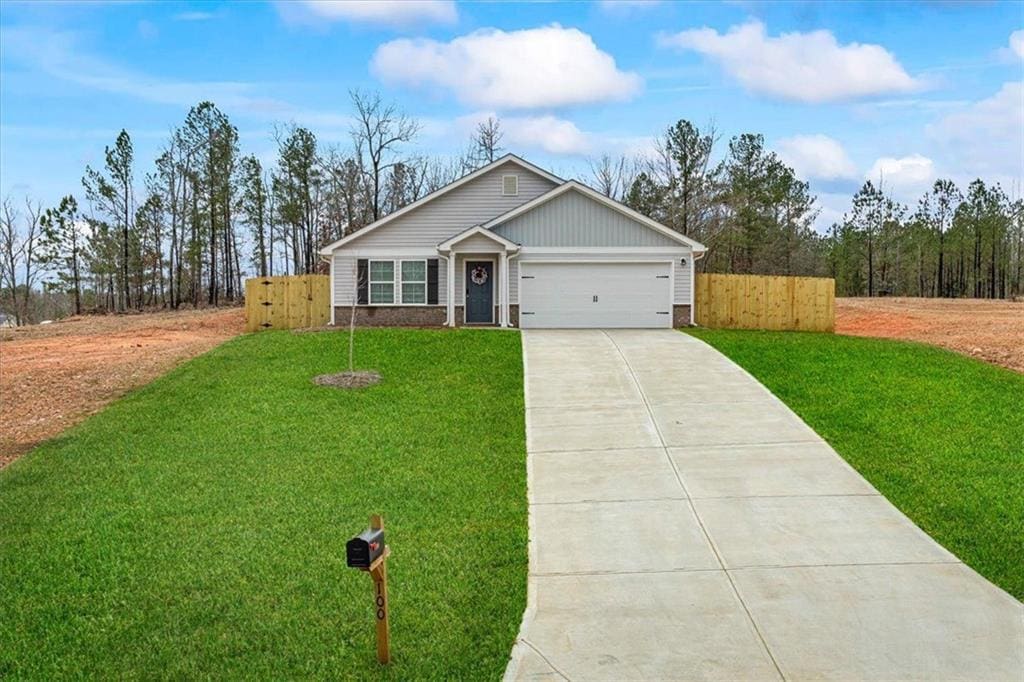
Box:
[319,252,335,326]
[438,250,453,327]
[691,250,705,326]
[508,248,522,328]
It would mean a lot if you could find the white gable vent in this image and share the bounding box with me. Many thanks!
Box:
[502,174,519,196]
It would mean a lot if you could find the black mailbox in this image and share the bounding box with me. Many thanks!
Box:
[347,527,385,569]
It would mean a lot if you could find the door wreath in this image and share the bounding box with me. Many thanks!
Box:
[471,266,489,286]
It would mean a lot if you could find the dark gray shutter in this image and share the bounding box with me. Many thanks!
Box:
[357,259,368,305]
[427,258,439,305]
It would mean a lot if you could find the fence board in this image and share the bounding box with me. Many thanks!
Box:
[695,273,834,332]
[245,275,330,332]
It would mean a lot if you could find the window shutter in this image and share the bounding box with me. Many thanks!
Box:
[357,259,368,305]
[427,258,439,305]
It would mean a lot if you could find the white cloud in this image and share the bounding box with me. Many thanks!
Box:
[775,134,857,181]
[659,20,920,103]
[456,112,591,155]
[1010,30,1024,59]
[372,25,642,109]
[277,1,456,28]
[927,81,1024,178]
[865,154,935,194]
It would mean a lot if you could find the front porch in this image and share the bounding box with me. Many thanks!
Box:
[438,226,519,328]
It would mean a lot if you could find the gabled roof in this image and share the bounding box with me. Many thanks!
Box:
[318,154,563,254]
[483,180,708,253]
[437,225,520,252]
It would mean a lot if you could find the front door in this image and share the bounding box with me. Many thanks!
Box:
[465,261,494,324]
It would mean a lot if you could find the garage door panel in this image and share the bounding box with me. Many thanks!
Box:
[519,262,672,329]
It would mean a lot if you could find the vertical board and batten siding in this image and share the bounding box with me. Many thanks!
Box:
[245,275,330,332]
[490,187,692,305]
[492,190,681,247]
[333,254,447,306]
[342,162,558,249]
[695,273,835,332]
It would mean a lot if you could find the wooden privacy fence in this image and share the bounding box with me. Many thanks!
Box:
[245,275,330,332]
[695,273,835,332]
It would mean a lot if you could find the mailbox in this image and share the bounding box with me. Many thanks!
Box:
[347,527,385,569]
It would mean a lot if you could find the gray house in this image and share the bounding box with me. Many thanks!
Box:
[319,154,706,329]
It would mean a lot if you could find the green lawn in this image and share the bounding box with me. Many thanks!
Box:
[0,329,527,679]
[687,328,1024,600]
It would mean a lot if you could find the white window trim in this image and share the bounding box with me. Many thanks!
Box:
[368,259,396,305]
[399,258,428,306]
[362,258,438,307]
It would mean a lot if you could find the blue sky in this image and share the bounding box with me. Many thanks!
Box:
[1,0,1021,230]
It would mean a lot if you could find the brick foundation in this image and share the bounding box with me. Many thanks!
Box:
[673,304,693,327]
[335,306,447,327]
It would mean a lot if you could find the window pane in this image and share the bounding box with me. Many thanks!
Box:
[402,283,426,304]
[370,261,394,282]
[370,283,394,304]
[401,260,426,282]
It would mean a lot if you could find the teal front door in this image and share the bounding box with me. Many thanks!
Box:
[465,261,494,324]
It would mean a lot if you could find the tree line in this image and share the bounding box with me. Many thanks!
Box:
[595,119,1023,299]
[2,103,1020,325]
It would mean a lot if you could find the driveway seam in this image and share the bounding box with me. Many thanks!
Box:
[601,330,787,682]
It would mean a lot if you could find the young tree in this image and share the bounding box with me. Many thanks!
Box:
[39,195,85,315]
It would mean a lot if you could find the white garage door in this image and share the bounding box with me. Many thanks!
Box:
[518,262,673,329]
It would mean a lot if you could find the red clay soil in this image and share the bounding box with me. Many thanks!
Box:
[836,297,1024,373]
[0,309,244,468]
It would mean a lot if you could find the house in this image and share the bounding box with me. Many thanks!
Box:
[319,154,706,329]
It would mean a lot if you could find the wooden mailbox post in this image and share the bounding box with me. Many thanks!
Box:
[346,513,391,664]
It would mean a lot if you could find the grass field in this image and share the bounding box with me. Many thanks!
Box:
[0,329,527,678]
[687,328,1024,601]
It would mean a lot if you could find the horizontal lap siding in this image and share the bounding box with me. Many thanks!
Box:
[333,253,447,306]
[511,252,691,305]
[492,190,681,247]
[344,163,557,249]
[452,233,507,252]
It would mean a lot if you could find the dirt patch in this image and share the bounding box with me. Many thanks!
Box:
[313,371,381,389]
[836,297,1024,373]
[0,308,245,467]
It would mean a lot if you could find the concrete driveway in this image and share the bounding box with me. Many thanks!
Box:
[505,329,1022,681]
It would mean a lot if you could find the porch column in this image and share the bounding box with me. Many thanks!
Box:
[500,251,510,328]
[446,252,456,327]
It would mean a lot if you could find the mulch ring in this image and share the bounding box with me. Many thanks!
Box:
[313,371,382,389]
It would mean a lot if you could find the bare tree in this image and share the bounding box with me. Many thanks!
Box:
[588,154,637,201]
[472,116,504,165]
[0,197,44,324]
[349,89,420,222]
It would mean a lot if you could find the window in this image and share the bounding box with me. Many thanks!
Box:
[400,260,427,304]
[369,260,394,304]
[502,174,519,196]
